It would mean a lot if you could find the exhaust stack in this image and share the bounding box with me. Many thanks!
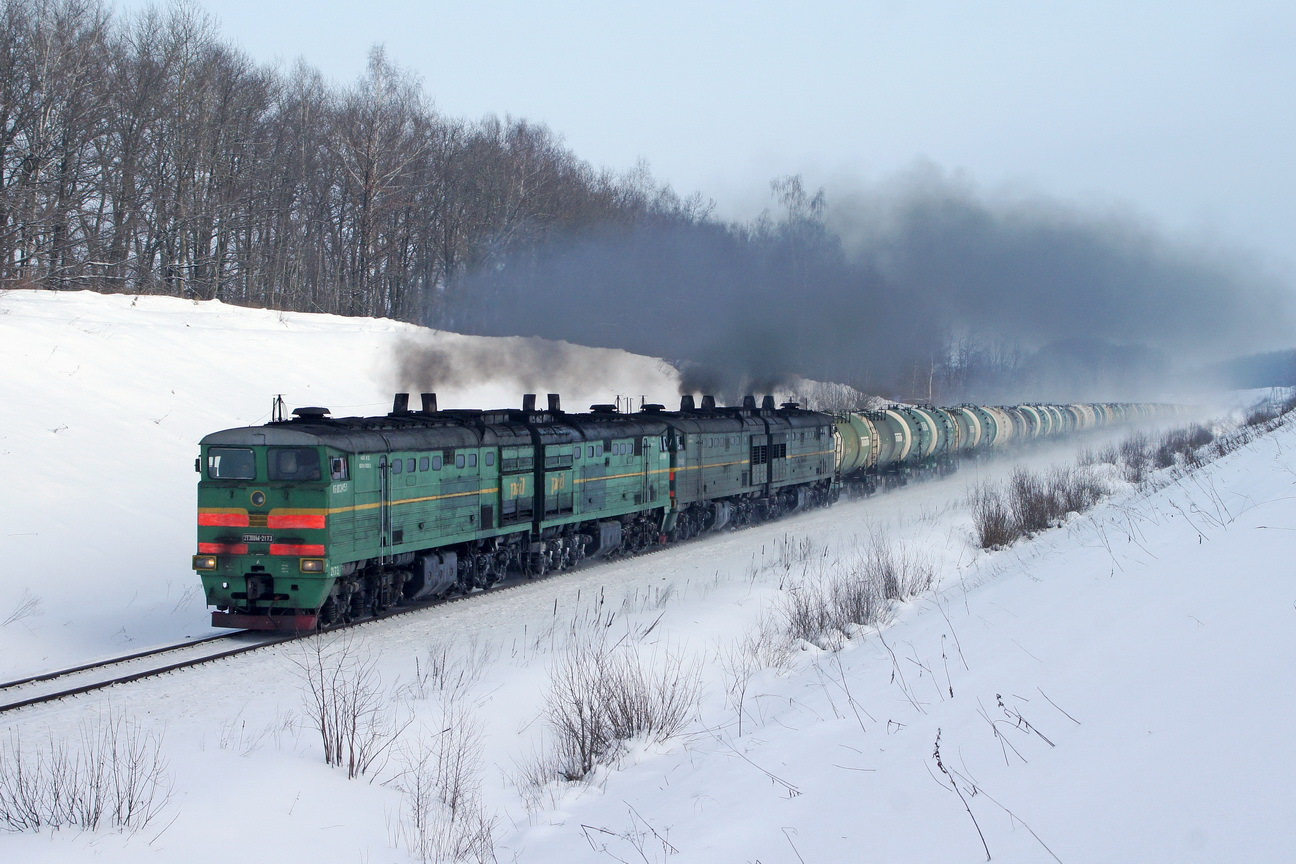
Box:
[420,392,438,413]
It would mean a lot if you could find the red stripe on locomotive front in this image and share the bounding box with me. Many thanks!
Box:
[198,541,249,555]
[198,512,250,527]
[269,543,326,556]
[267,513,327,529]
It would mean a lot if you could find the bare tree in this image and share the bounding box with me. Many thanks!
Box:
[0,0,673,321]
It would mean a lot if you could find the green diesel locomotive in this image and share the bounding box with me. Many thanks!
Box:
[195,393,835,630]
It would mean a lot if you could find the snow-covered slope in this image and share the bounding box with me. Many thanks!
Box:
[0,290,681,677]
[2,289,1293,863]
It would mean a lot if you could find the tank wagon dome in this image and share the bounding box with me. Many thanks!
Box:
[891,407,937,461]
[1029,405,1052,437]
[908,406,957,458]
[1044,405,1070,435]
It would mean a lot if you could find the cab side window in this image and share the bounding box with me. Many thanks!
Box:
[330,456,349,481]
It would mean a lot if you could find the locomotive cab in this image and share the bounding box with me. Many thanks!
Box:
[194,434,343,630]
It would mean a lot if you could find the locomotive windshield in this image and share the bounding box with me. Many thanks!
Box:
[268,447,322,481]
[207,447,255,479]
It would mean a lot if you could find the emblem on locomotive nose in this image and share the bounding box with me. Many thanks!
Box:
[250,490,266,507]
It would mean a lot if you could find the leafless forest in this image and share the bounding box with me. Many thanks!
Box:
[6,0,1287,400]
[0,0,706,321]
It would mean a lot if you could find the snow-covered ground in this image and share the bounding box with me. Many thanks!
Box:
[2,290,1293,862]
[0,290,679,677]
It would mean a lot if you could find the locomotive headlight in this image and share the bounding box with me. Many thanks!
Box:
[299,558,326,573]
[192,555,218,571]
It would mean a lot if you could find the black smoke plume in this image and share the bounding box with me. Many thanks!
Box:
[441,169,1293,403]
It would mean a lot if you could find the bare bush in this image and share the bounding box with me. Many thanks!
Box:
[1153,424,1215,469]
[292,636,411,779]
[970,483,1021,549]
[393,702,497,863]
[830,563,891,625]
[973,414,1263,554]
[780,578,842,650]
[1009,467,1056,533]
[772,535,931,650]
[541,636,700,782]
[1245,405,1279,427]
[1,589,42,627]
[973,465,1105,549]
[1119,433,1153,483]
[861,535,936,600]
[0,712,172,832]
[1077,444,1118,467]
[1048,466,1106,516]
[402,636,496,702]
[1280,389,1296,415]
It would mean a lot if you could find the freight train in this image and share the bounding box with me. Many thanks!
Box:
[193,393,1171,630]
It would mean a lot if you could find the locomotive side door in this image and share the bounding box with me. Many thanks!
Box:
[750,434,769,487]
[770,432,788,482]
[378,455,392,564]
[635,435,648,506]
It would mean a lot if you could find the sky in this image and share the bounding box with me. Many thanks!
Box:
[113,1,1296,284]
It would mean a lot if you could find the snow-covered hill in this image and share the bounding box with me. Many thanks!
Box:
[0,290,681,676]
[2,290,1293,863]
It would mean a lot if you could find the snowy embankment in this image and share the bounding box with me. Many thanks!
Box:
[2,289,1293,863]
[0,290,680,677]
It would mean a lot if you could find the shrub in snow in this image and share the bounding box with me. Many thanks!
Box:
[1119,433,1153,484]
[0,711,172,833]
[973,465,1106,550]
[392,701,496,864]
[1153,424,1215,469]
[291,635,411,780]
[772,534,929,651]
[970,483,1021,549]
[539,635,700,782]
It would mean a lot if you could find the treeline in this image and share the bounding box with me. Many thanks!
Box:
[1203,348,1296,390]
[7,1,1275,401]
[0,0,701,319]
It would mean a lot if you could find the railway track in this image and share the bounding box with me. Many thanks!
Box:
[0,417,1181,717]
[0,632,297,715]
[0,432,1090,716]
[0,564,587,715]
[0,449,993,716]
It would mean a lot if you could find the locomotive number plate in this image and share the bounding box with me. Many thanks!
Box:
[242,533,274,543]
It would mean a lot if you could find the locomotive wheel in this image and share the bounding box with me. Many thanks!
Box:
[317,597,341,630]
